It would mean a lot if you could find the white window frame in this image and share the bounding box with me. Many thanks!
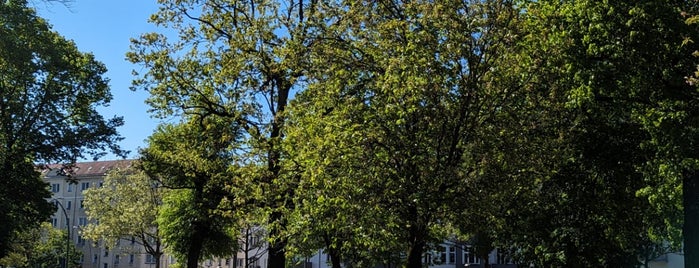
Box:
[463,245,481,264]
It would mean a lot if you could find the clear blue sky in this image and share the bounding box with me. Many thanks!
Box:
[35,0,164,160]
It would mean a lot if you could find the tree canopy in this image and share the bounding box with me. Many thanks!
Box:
[512,1,697,267]
[0,222,81,268]
[0,0,124,258]
[82,164,166,268]
[140,117,241,268]
[128,0,320,266]
[130,0,699,267]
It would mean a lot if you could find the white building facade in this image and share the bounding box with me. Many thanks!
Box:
[45,160,177,268]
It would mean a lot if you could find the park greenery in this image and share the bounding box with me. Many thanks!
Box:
[0,222,81,268]
[82,166,166,268]
[0,0,124,259]
[2,0,699,268]
[124,0,699,267]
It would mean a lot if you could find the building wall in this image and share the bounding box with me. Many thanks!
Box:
[45,160,176,268]
[648,252,685,268]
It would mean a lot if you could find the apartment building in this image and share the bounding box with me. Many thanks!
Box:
[44,160,177,268]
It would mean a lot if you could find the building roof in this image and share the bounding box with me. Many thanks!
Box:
[42,159,134,178]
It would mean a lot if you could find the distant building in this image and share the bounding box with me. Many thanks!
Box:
[43,160,686,268]
[44,160,178,268]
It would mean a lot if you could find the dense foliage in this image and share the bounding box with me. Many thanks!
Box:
[127,0,319,265]
[82,165,166,268]
[506,1,699,266]
[140,118,241,268]
[0,222,81,268]
[0,0,124,257]
[283,1,526,267]
[129,0,699,267]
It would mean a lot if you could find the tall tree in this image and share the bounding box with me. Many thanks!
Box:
[0,0,124,257]
[500,0,699,266]
[638,2,699,266]
[284,1,521,267]
[140,117,240,268]
[82,164,166,268]
[284,103,400,268]
[127,1,320,266]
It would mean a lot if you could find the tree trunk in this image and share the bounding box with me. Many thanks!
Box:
[266,81,291,268]
[330,253,342,268]
[267,211,286,268]
[267,237,286,268]
[684,171,699,267]
[406,239,426,268]
[188,183,205,268]
[154,252,162,268]
[244,228,249,268]
[187,233,204,268]
[323,233,342,268]
[406,213,426,268]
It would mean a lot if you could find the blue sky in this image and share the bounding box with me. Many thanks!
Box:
[35,0,164,160]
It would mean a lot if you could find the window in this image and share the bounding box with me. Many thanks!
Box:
[251,235,260,246]
[437,246,446,264]
[67,183,73,192]
[237,258,243,267]
[79,217,88,226]
[463,246,480,264]
[93,254,98,263]
[66,201,72,210]
[129,254,134,264]
[104,247,109,257]
[81,182,90,191]
[114,255,120,264]
[80,200,85,209]
[423,253,433,265]
[51,183,60,193]
[99,181,104,187]
[431,245,455,265]
[77,235,85,246]
[225,258,231,265]
[496,249,512,264]
[131,236,135,245]
[103,263,107,268]
[51,218,58,227]
[145,254,157,264]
